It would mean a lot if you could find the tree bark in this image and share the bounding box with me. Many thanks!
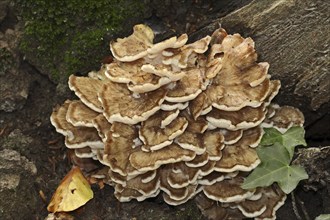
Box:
[191,0,330,141]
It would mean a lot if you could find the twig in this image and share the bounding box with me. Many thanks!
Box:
[48,138,60,145]
[296,194,311,220]
[48,145,63,150]
[39,190,47,204]
[291,192,302,220]
[0,125,8,136]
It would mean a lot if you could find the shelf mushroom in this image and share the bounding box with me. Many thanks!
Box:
[50,24,305,219]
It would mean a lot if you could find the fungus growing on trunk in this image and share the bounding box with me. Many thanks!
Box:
[50,24,306,219]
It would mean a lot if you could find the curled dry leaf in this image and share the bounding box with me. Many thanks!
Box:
[47,167,93,213]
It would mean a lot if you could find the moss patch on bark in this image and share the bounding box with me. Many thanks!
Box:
[16,0,145,82]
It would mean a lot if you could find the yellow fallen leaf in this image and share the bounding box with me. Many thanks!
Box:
[47,167,93,213]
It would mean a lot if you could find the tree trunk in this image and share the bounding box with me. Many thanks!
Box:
[191,0,330,142]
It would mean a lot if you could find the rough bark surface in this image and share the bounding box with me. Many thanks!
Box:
[191,0,330,141]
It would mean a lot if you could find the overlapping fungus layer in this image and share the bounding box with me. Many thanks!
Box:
[51,24,304,219]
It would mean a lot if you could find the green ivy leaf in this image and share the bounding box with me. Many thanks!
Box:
[260,127,283,146]
[315,214,330,220]
[277,165,308,194]
[282,126,307,151]
[242,143,308,194]
[261,127,307,159]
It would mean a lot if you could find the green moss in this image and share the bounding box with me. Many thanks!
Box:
[175,201,204,220]
[15,0,146,82]
[0,48,15,76]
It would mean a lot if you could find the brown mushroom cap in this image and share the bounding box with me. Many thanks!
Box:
[195,193,235,220]
[203,176,255,203]
[159,165,202,206]
[110,24,154,62]
[161,36,211,69]
[110,24,190,64]
[114,184,160,202]
[68,150,102,172]
[262,105,305,133]
[160,109,180,128]
[174,114,219,157]
[123,171,160,196]
[209,28,228,46]
[206,105,266,130]
[162,184,198,206]
[189,93,209,120]
[50,100,103,149]
[230,184,286,219]
[264,80,281,106]
[205,29,228,79]
[185,153,209,168]
[106,60,173,93]
[206,44,224,78]
[74,147,94,158]
[66,100,99,127]
[165,69,204,103]
[195,192,246,220]
[103,123,140,176]
[140,62,186,81]
[160,101,188,111]
[68,75,104,113]
[129,144,196,172]
[87,66,109,80]
[175,131,205,155]
[99,81,167,124]
[182,110,208,134]
[89,166,110,181]
[50,100,76,140]
[108,170,127,186]
[198,171,239,186]
[220,129,243,145]
[214,143,260,173]
[139,110,188,151]
[203,130,225,161]
[202,34,272,111]
[254,185,286,219]
[92,114,112,141]
[105,60,147,84]
[198,171,226,186]
[237,126,264,148]
[235,196,267,218]
[197,160,217,177]
[140,170,158,183]
[147,33,188,55]
[93,149,105,163]
[221,34,256,69]
[159,166,191,200]
[167,162,200,188]
[184,36,211,54]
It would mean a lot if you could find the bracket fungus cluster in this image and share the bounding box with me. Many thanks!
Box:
[50,24,305,219]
